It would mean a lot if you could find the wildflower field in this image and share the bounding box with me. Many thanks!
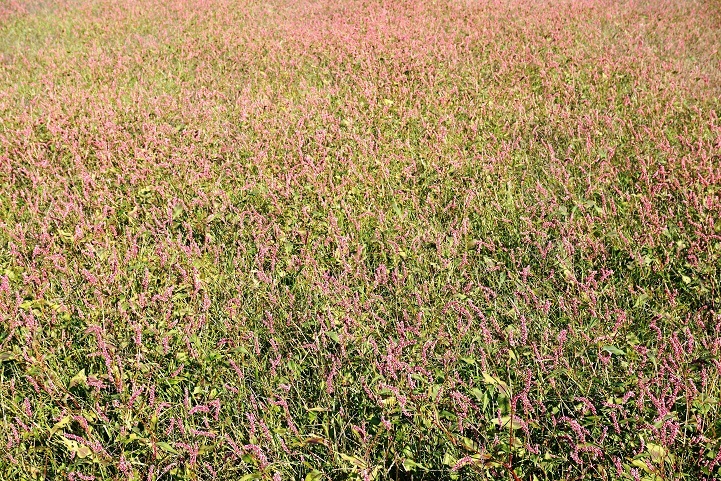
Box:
[1,0,720,479]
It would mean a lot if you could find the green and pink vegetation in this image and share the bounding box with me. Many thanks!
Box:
[1,0,720,479]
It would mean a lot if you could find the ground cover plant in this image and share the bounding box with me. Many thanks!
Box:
[1,0,720,479]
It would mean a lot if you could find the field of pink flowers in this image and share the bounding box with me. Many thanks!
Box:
[1,0,720,479]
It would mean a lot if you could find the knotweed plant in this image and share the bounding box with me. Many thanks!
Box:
[0,0,720,480]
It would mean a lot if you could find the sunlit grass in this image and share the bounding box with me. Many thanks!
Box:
[1,0,720,479]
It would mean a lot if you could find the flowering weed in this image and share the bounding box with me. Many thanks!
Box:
[1,0,720,479]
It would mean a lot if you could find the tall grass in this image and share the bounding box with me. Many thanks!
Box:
[1,0,720,479]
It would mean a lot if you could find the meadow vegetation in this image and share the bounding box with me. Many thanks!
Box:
[1,0,720,479]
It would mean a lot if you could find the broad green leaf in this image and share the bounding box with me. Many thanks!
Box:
[602,345,625,356]
[157,442,178,454]
[402,458,427,472]
[646,443,667,463]
[631,459,651,473]
[469,388,485,402]
[442,452,457,466]
[305,470,323,481]
[481,371,511,396]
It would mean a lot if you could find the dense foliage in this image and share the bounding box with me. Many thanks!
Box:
[1,0,720,479]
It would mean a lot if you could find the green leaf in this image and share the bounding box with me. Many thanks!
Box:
[631,458,651,473]
[460,436,480,450]
[157,442,178,454]
[402,458,427,472]
[491,415,523,430]
[469,388,485,402]
[19,300,34,310]
[442,452,458,466]
[481,371,511,396]
[339,453,367,469]
[306,406,329,412]
[305,470,323,481]
[646,443,667,463]
[69,369,87,388]
[602,345,625,356]
[50,416,71,436]
[59,437,93,460]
